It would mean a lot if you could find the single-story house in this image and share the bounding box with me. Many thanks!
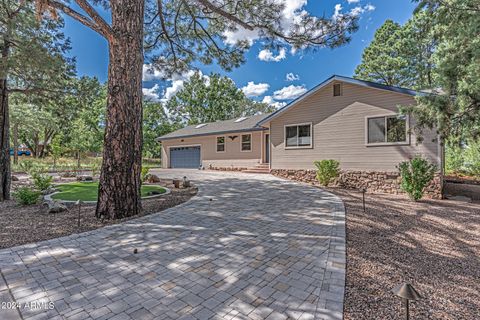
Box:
[157,75,443,197]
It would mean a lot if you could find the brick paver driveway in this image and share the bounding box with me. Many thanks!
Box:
[0,170,345,320]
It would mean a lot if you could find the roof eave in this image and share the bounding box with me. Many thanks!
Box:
[156,127,266,142]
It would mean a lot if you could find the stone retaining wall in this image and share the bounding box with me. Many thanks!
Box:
[271,169,443,199]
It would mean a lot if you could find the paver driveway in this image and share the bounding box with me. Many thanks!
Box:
[0,170,346,320]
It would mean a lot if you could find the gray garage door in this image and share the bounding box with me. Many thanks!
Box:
[170,146,201,168]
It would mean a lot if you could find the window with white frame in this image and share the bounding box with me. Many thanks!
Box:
[367,115,408,144]
[216,136,225,152]
[285,123,312,148]
[241,134,251,151]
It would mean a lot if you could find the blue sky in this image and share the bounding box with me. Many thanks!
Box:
[62,0,416,106]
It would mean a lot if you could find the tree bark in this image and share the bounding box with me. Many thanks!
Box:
[96,0,144,219]
[0,77,10,201]
[13,122,18,165]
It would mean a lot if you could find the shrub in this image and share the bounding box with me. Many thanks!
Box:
[463,140,480,176]
[32,173,53,191]
[141,166,150,182]
[398,156,437,201]
[14,187,41,205]
[445,143,464,174]
[314,160,340,186]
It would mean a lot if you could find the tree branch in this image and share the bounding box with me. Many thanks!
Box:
[44,0,110,40]
[74,0,114,40]
[194,0,254,30]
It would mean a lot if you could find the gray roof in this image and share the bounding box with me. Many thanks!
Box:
[156,113,271,141]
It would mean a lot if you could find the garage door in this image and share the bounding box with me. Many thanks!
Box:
[170,146,201,168]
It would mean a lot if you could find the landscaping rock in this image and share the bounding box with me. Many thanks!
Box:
[77,175,93,182]
[148,191,162,196]
[42,187,58,195]
[146,174,161,183]
[61,172,77,178]
[43,200,68,214]
[11,175,19,181]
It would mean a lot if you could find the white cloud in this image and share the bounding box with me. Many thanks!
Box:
[347,0,360,3]
[258,48,287,62]
[262,95,287,109]
[223,27,260,46]
[333,4,343,20]
[142,64,165,81]
[286,73,300,81]
[273,85,307,100]
[241,82,270,97]
[142,84,161,102]
[350,4,376,16]
[161,70,201,102]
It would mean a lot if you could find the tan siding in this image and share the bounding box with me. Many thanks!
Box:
[161,131,262,168]
[270,82,440,171]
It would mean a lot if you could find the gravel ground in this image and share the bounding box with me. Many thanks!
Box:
[0,179,197,249]
[328,188,480,320]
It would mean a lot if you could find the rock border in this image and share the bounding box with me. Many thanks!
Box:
[44,184,171,204]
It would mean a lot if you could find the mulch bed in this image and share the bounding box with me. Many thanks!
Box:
[327,188,480,320]
[0,179,197,249]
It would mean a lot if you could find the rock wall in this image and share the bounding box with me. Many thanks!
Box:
[271,169,443,199]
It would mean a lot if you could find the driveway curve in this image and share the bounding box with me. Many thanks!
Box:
[0,170,346,320]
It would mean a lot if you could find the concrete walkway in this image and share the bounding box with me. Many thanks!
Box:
[0,170,346,320]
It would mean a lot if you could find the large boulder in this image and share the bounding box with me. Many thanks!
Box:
[11,175,20,181]
[43,200,68,214]
[77,175,93,182]
[146,174,161,183]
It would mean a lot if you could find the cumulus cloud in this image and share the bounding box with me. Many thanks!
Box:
[142,84,161,102]
[285,73,300,81]
[350,3,376,16]
[223,27,260,46]
[347,0,360,3]
[258,48,287,62]
[242,82,270,97]
[333,4,343,20]
[262,95,287,109]
[273,85,307,100]
[142,64,165,81]
[162,70,203,102]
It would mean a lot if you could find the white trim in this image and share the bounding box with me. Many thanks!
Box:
[240,133,252,152]
[167,144,202,168]
[215,135,226,153]
[284,122,313,149]
[364,114,410,146]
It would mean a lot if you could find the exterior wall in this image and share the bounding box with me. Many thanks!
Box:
[269,81,441,171]
[271,169,443,199]
[161,130,263,169]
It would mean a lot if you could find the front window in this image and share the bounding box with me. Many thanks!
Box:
[241,134,251,151]
[216,136,225,152]
[367,115,408,144]
[285,124,312,148]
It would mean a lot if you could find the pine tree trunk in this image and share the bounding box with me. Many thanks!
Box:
[13,122,18,165]
[96,0,144,219]
[0,77,10,201]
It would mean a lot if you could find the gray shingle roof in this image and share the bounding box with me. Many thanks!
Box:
[156,113,271,141]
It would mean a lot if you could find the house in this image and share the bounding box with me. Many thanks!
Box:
[157,75,443,197]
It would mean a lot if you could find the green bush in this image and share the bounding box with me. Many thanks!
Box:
[398,156,437,201]
[32,173,53,191]
[463,140,480,176]
[314,160,340,186]
[14,187,41,205]
[445,143,464,174]
[141,166,150,182]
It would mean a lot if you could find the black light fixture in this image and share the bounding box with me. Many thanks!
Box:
[392,282,422,320]
[228,135,238,141]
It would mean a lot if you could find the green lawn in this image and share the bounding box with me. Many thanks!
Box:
[51,182,166,202]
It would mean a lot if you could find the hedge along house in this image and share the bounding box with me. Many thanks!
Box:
[157,75,443,197]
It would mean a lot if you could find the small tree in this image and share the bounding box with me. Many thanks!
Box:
[398,156,437,201]
[314,160,340,186]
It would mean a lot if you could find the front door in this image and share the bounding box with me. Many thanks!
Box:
[265,134,270,163]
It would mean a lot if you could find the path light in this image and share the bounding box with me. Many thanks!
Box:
[75,200,83,227]
[392,282,422,320]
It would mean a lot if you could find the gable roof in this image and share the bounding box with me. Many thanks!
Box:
[156,113,270,141]
[257,75,428,126]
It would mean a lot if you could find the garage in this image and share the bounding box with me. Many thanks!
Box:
[170,146,201,168]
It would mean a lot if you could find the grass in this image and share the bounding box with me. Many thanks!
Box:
[51,182,166,202]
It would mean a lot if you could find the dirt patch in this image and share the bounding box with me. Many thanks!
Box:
[327,188,480,320]
[0,179,197,249]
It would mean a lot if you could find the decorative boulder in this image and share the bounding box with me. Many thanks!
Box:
[42,187,58,196]
[173,179,181,188]
[11,175,19,181]
[148,190,163,196]
[182,177,191,188]
[77,175,93,182]
[146,174,161,183]
[43,200,68,213]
